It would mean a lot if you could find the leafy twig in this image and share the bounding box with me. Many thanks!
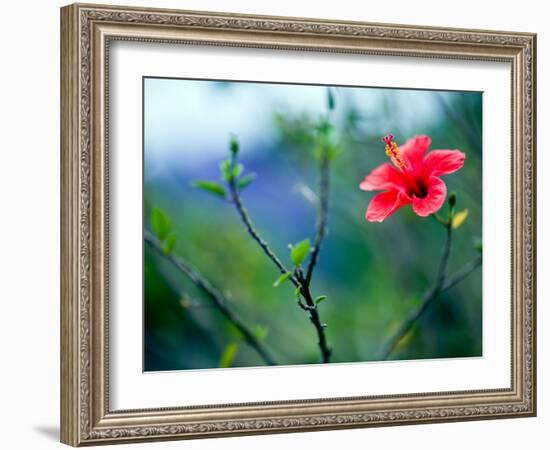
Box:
[195,90,337,364]
[378,254,481,360]
[144,229,277,366]
[227,176,332,363]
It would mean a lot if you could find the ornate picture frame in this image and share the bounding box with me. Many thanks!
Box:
[60,3,536,446]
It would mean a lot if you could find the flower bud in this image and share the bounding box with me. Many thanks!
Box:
[229,135,239,156]
[448,191,457,208]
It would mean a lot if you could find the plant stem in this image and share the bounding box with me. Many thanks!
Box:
[226,180,299,287]
[442,254,482,291]
[144,229,277,366]
[296,272,332,363]
[227,178,332,363]
[431,212,449,226]
[435,221,453,288]
[305,151,330,284]
[378,222,481,360]
[301,148,332,362]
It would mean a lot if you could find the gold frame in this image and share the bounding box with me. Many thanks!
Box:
[60,2,537,446]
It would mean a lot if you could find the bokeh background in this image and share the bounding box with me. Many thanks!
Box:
[143,77,482,371]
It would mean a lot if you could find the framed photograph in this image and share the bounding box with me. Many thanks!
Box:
[60,3,536,446]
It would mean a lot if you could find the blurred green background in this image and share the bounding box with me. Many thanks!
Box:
[143,78,482,371]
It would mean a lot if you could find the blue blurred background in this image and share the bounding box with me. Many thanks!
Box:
[143,77,482,371]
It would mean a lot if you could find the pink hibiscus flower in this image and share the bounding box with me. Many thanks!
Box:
[359,134,465,222]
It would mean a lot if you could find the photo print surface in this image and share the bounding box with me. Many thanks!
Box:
[143,77,483,372]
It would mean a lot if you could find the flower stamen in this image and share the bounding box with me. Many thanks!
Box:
[382,133,406,170]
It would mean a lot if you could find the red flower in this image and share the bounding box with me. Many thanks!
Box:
[359,134,465,222]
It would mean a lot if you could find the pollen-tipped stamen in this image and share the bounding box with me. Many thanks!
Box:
[382,133,406,170]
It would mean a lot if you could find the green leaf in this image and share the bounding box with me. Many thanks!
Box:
[220,160,244,182]
[192,180,226,198]
[290,239,310,266]
[151,207,172,241]
[294,287,302,298]
[326,143,342,161]
[238,173,256,190]
[273,272,291,287]
[220,160,232,181]
[227,322,244,340]
[314,141,342,162]
[232,163,244,179]
[162,233,177,255]
[318,118,332,135]
[253,325,269,341]
[219,342,239,368]
[315,295,327,305]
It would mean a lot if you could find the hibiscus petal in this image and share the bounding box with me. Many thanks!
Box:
[423,150,465,177]
[359,163,409,192]
[366,190,411,222]
[399,135,432,172]
[412,176,447,217]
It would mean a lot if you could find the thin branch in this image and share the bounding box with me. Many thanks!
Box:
[144,229,277,366]
[378,223,481,361]
[296,273,332,363]
[435,221,453,288]
[305,151,330,284]
[441,254,482,291]
[227,178,332,363]
[227,180,299,287]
